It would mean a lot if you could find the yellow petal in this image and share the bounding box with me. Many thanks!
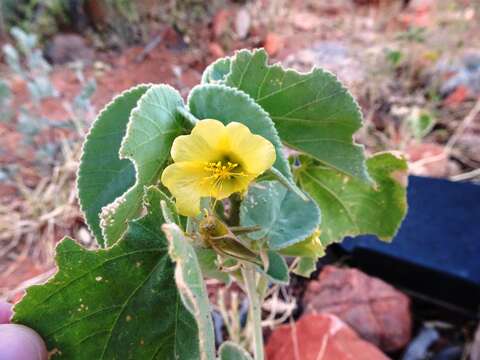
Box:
[161,162,208,216]
[226,122,276,175]
[171,119,227,163]
[207,173,256,199]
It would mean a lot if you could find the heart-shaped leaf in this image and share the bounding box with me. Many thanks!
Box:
[13,187,199,359]
[296,152,408,247]
[77,84,150,246]
[201,57,231,84]
[101,84,186,245]
[224,49,370,183]
[240,181,320,250]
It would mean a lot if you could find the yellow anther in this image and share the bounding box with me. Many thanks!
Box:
[203,160,245,186]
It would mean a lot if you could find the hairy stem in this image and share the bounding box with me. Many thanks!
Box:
[242,263,264,360]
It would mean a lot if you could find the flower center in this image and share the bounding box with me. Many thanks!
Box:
[204,161,243,182]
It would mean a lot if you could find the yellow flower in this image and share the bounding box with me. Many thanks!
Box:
[161,119,276,216]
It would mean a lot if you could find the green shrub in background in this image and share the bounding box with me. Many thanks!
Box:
[1,0,69,40]
[0,0,226,47]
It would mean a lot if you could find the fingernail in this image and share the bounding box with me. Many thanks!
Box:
[0,324,48,360]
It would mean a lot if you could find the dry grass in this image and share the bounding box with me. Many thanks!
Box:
[0,139,94,295]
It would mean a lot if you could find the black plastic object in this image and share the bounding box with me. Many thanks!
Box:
[340,176,480,314]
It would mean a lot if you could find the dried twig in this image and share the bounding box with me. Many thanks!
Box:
[450,168,480,181]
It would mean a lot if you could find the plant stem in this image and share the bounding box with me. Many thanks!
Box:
[227,193,241,226]
[242,263,264,360]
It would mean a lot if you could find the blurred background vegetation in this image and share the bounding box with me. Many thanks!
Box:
[0,0,227,47]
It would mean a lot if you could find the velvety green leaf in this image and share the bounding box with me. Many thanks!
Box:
[188,84,292,182]
[201,57,231,84]
[195,247,231,284]
[13,187,199,359]
[101,85,186,245]
[163,223,216,360]
[218,342,253,360]
[297,152,408,246]
[240,181,320,250]
[154,185,187,230]
[263,251,289,284]
[77,84,150,246]
[225,49,370,182]
[292,257,317,278]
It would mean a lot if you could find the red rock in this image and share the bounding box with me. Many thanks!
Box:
[44,34,94,65]
[266,313,390,360]
[444,85,470,108]
[208,42,225,58]
[263,33,282,57]
[303,266,411,352]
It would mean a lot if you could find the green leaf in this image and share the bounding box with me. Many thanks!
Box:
[386,49,404,68]
[265,166,308,201]
[13,187,199,359]
[163,223,216,360]
[154,185,187,230]
[195,247,231,284]
[292,257,317,278]
[224,49,370,182]
[240,181,320,250]
[263,251,289,284]
[279,229,324,258]
[101,84,186,246]
[78,84,150,246]
[297,152,408,247]
[188,84,293,182]
[201,57,231,84]
[218,341,253,360]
